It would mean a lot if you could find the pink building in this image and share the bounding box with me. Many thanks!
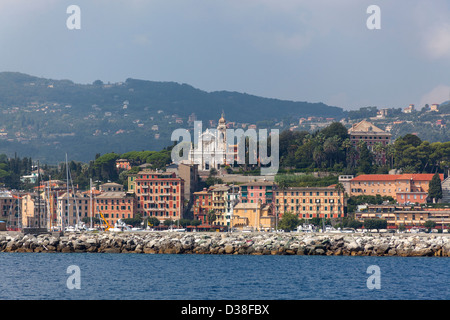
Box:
[239,181,275,205]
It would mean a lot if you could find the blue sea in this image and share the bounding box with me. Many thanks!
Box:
[0,253,448,300]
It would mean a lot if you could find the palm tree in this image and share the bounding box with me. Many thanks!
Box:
[342,138,352,166]
[313,146,325,168]
[334,182,345,196]
[323,136,341,168]
[385,143,395,169]
[373,142,385,166]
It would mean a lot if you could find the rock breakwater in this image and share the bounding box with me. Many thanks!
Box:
[1,232,449,257]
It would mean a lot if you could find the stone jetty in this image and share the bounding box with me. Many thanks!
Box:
[1,231,449,257]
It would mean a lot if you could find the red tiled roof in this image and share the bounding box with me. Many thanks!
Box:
[352,174,443,181]
[352,174,398,181]
[397,174,444,181]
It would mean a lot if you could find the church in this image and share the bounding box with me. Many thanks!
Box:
[185,113,237,171]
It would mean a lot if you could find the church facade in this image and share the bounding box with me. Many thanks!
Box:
[185,113,238,171]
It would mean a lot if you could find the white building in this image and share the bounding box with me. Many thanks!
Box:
[185,113,237,171]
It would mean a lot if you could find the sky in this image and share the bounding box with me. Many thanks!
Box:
[0,0,449,110]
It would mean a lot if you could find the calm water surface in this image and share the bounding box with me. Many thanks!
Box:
[0,253,448,300]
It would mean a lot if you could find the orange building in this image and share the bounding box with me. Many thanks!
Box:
[134,169,185,222]
[115,159,132,171]
[350,173,444,204]
[356,204,450,229]
[193,188,213,224]
[95,191,137,227]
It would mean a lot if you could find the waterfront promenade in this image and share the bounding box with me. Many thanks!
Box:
[1,231,449,257]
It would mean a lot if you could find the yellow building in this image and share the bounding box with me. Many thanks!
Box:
[211,185,229,226]
[21,193,46,228]
[274,186,345,220]
[231,201,275,231]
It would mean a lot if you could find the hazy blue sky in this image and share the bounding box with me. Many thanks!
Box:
[1,0,449,110]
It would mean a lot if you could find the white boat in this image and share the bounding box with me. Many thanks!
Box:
[165,227,186,232]
[64,226,77,232]
[296,224,315,233]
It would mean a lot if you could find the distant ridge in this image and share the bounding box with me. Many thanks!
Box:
[0,72,346,163]
[0,72,345,122]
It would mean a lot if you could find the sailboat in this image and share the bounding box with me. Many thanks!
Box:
[61,153,86,232]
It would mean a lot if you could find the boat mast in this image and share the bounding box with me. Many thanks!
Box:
[46,177,51,231]
[37,160,40,228]
[67,164,80,228]
[90,178,93,229]
[18,194,20,231]
[65,153,69,230]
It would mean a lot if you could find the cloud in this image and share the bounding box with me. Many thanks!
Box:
[409,1,450,59]
[420,85,450,106]
[423,23,450,59]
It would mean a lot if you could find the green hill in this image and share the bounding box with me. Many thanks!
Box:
[0,72,346,163]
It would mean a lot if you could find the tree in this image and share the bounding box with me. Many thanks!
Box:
[207,209,217,225]
[92,153,120,182]
[424,220,436,231]
[147,217,160,227]
[363,219,387,230]
[428,173,442,203]
[163,219,174,227]
[122,217,142,228]
[357,141,374,174]
[278,212,299,231]
[190,219,202,227]
[209,168,217,176]
[334,182,346,197]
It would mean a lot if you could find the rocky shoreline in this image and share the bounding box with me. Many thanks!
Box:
[1,231,450,257]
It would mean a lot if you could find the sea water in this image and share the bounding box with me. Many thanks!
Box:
[0,253,448,300]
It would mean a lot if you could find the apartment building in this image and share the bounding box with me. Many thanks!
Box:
[57,191,91,228]
[350,173,444,204]
[356,204,450,229]
[22,193,50,228]
[239,181,275,204]
[231,201,275,231]
[193,184,239,228]
[133,169,184,223]
[274,186,345,220]
[193,188,213,224]
[348,120,391,165]
[0,191,18,226]
[95,190,137,227]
